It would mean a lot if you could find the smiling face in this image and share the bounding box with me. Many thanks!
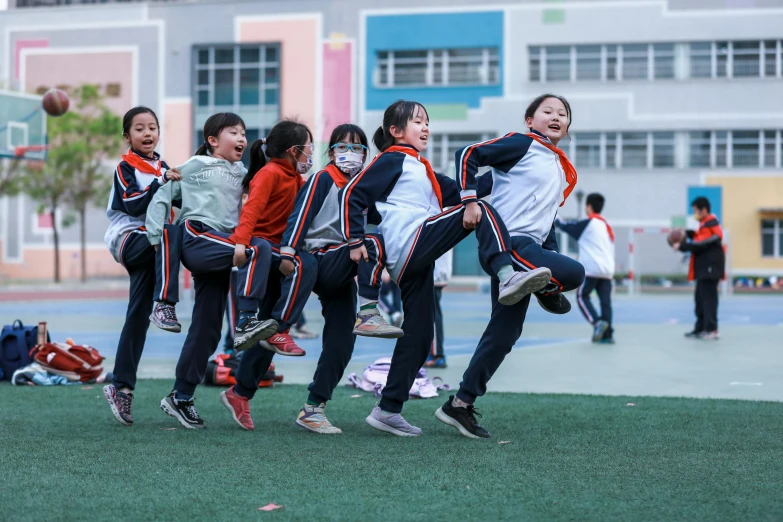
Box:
[525,97,569,146]
[125,112,159,156]
[208,124,247,162]
[390,104,429,152]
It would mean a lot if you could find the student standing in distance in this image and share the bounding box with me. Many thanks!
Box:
[147,112,277,429]
[672,197,724,340]
[438,94,586,439]
[103,106,183,426]
[425,250,453,368]
[341,100,550,437]
[556,193,616,344]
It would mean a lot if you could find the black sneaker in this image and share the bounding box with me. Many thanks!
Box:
[160,392,205,429]
[435,396,491,439]
[234,317,279,351]
[150,302,181,333]
[104,384,133,426]
[535,292,571,314]
[684,330,703,338]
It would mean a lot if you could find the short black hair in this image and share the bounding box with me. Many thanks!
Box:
[586,193,604,214]
[691,196,711,213]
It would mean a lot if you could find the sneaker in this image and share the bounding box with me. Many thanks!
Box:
[684,330,703,338]
[435,396,491,439]
[234,317,279,352]
[535,292,572,314]
[592,320,610,343]
[149,302,181,333]
[220,386,254,430]
[160,392,205,429]
[353,307,405,338]
[365,406,422,437]
[104,384,133,426]
[296,403,342,434]
[699,331,720,340]
[291,325,319,340]
[261,331,306,357]
[498,267,551,306]
[424,356,447,369]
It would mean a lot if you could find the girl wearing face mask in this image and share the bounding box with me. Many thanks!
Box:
[438,94,586,440]
[220,123,403,432]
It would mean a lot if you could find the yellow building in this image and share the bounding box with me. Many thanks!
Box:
[704,174,783,276]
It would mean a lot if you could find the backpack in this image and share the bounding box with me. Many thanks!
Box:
[30,339,105,383]
[0,320,50,381]
[346,357,449,399]
[204,352,281,388]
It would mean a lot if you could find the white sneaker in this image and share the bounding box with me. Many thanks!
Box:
[498,267,551,306]
[366,406,422,437]
[296,403,342,434]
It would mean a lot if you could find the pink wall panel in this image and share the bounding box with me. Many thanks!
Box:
[163,100,193,166]
[321,41,352,141]
[14,39,48,80]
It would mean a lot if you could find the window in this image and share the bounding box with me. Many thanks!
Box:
[529,47,541,82]
[545,46,571,81]
[572,132,601,168]
[763,131,777,168]
[653,43,675,79]
[761,219,783,258]
[622,44,649,80]
[715,131,728,167]
[605,133,618,169]
[763,41,778,77]
[621,132,647,167]
[428,134,488,173]
[716,41,730,77]
[652,132,675,167]
[732,131,760,167]
[606,46,618,80]
[375,48,500,87]
[576,45,601,81]
[733,41,760,77]
[690,42,712,78]
[689,131,711,167]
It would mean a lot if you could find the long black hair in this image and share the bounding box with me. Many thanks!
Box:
[194,112,246,156]
[372,100,428,152]
[243,118,313,191]
[328,123,368,159]
[524,93,572,132]
[122,106,159,138]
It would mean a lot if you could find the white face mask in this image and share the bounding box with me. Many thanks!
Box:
[335,151,364,176]
[295,155,313,174]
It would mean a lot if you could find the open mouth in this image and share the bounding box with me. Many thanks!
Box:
[142,139,154,146]
[234,145,245,154]
[548,124,561,132]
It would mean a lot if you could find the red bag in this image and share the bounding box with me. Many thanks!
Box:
[206,353,281,388]
[30,339,104,383]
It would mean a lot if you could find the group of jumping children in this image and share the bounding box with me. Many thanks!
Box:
[102,92,586,439]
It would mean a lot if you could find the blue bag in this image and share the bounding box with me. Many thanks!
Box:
[0,320,50,381]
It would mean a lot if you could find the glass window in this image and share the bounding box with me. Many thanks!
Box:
[215,48,234,65]
[576,45,601,81]
[265,47,278,63]
[240,48,259,64]
[530,46,541,82]
[197,90,209,107]
[487,48,500,84]
[264,68,279,84]
[652,132,675,167]
[689,131,711,167]
[732,130,759,167]
[622,44,648,79]
[733,41,761,77]
[392,50,428,85]
[448,49,484,85]
[715,131,728,167]
[197,70,209,86]
[606,45,618,80]
[761,219,778,257]
[653,43,675,79]
[690,42,712,78]
[239,69,259,105]
[716,42,729,77]
[214,69,234,106]
[763,41,778,77]
[545,46,571,81]
[605,134,618,169]
[573,132,601,168]
[198,49,209,65]
[763,130,777,167]
[621,132,648,167]
[264,88,278,105]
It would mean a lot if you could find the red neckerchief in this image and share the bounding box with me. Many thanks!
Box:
[323,164,349,189]
[526,133,577,207]
[385,145,443,208]
[589,213,615,242]
[122,149,163,177]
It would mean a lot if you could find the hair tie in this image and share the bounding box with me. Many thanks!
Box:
[261,138,267,145]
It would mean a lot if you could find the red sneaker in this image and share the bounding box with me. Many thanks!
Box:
[261,331,306,357]
[220,386,254,430]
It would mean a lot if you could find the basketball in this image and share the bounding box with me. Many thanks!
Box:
[667,228,686,246]
[42,88,70,117]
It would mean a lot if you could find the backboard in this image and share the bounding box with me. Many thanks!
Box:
[0,90,47,161]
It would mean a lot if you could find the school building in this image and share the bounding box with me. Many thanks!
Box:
[1,0,782,281]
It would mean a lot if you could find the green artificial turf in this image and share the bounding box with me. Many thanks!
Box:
[1,381,782,521]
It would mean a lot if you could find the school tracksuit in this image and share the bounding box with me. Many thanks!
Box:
[679,214,725,333]
[104,149,182,391]
[230,158,315,400]
[431,251,453,359]
[341,145,514,414]
[147,156,272,398]
[454,131,585,404]
[557,214,616,339]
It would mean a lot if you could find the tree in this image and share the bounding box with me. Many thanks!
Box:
[0,158,24,197]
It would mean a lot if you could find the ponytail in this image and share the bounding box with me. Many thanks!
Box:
[243,138,267,191]
[372,126,393,152]
[194,142,209,156]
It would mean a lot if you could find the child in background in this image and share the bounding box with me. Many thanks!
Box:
[556,193,616,343]
[103,106,183,427]
[425,250,453,368]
